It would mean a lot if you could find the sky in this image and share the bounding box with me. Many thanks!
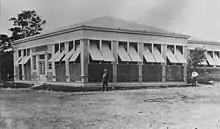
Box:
[1,0,220,41]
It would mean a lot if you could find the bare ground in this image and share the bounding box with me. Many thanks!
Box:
[1,84,220,128]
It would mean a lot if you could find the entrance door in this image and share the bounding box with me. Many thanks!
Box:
[39,60,46,81]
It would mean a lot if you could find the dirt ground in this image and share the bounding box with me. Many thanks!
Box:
[1,84,220,129]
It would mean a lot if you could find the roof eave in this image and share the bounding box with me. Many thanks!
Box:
[12,25,189,45]
[188,39,220,45]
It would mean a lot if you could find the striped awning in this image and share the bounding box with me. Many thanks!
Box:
[118,46,131,62]
[128,46,142,62]
[152,47,165,63]
[89,44,103,61]
[101,44,115,61]
[69,46,80,62]
[143,46,156,62]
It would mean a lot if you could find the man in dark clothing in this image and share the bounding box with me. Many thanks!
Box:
[102,69,109,91]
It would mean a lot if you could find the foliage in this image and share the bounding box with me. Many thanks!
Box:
[9,10,46,41]
[188,47,207,70]
[0,34,11,51]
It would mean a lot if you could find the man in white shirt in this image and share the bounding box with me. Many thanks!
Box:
[191,70,199,87]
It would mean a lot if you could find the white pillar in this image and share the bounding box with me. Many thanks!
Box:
[45,52,48,81]
[21,50,25,80]
[80,39,89,83]
[30,48,33,80]
[65,42,70,82]
[36,54,40,81]
[138,42,143,82]
[112,40,118,83]
[52,44,56,81]
[183,46,187,83]
[13,50,17,81]
[161,44,167,82]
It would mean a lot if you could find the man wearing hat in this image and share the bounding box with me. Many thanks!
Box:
[102,69,109,91]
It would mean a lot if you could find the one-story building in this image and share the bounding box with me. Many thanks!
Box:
[187,39,220,81]
[12,16,190,85]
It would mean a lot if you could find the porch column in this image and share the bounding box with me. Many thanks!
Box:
[112,40,118,83]
[183,46,187,83]
[45,52,48,81]
[51,44,56,81]
[21,50,25,80]
[30,48,33,80]
[13,50,17,81]
[80,39,89,83]
[161,44,167,82]
[36,54,40,81]
[65,42,70,82]
[138,42,143,82]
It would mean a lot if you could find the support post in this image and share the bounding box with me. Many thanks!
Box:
[161,44,167,82]
[45,52,48,81]
[112,40,118,83]
[13,50,17,81]
[30,48,33,80]
[80,39,89,83]
[65,42,70,82]
[138,42,143,82]
[36,54,39,81]
[183,46,187,83]
[21,50,25,80]
[51,44,56,81]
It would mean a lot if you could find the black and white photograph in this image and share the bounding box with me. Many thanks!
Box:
[1,0,220,128]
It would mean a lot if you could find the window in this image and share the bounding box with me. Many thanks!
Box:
[39,54,45,59]
[60,42,65,52]
[24,49,27,56]
[18,50,21,57]
[75,40,80,50]
[27,48,30,56]
[69,41,74,51]
[55,43,59,53]
[33,55,36,70]
[48,53,52,69]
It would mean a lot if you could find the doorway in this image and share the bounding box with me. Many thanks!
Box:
[38,54,46,81]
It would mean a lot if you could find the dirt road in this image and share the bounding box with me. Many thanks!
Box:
[0,84,220,128]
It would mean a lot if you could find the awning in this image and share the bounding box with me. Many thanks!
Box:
[55,51,65,62]
[69,46,80,62]
[14,57,22,66]
[166,48,179,63]
[89,44,104,61]
[199,60,207,65]
[213,53,220,66]
[206,53,216,66]
[118,46,131,62]
[128,46,142,62]
[48,52,60,62]
[143,46,156,62]
[62,49,75,61]
[18,56,27,65]
[152,47,165,63]
[101,44,115,61]
[22,55,31,64]
[175,49,187,63]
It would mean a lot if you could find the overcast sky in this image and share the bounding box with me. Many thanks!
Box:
[1,0,220,41]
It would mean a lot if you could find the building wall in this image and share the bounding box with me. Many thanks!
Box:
[13,29,188,83]
[187,41,220,81]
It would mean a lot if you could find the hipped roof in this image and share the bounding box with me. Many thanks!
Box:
[13,16,189,45]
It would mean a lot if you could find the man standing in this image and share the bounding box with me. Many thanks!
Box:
[102,69,109,91]
[191,70,198,87]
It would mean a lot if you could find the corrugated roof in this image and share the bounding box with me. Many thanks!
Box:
[13,16,189,44]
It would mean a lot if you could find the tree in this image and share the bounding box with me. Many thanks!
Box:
[188,47,207,70]
[0,34,10,50]
[9,10,46,41]
[0,34,13,80]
